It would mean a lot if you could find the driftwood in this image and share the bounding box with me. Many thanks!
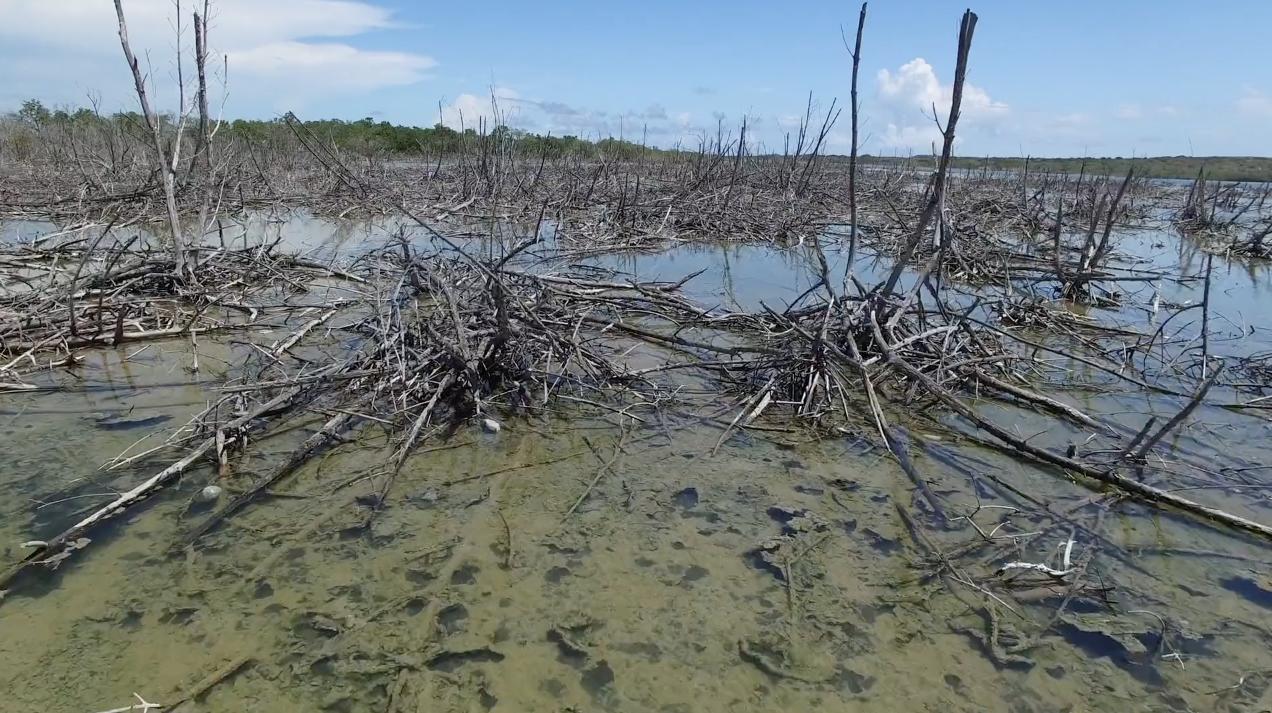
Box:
[0,381,311,589]
[868,314,1272,540]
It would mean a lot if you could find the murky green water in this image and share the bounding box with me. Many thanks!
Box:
[3,214,1272,712]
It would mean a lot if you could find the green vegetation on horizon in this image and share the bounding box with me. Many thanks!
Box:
[6,99,659,161]
[9,99,1272,181]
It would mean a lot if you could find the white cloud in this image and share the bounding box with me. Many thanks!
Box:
[232,42,433,91]
[878,59,942,112]
[880,123,942,151]
[1237,88,1272,118]
[439,94,489,130]
[0,0,432,110]
[873,57,1007,150]
[0,0,400,51]
[439,88,520,130]
[877,58,1007,118]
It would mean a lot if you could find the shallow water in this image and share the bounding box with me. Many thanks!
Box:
[3,214,1272,712]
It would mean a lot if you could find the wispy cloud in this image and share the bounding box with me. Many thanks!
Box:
[233,42,434,91]
[481,91,710,144]
[0,0,433,110]
[0,0,407,50]
[1115,103,1183,121]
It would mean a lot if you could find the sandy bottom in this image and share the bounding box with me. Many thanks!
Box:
[2,344,1272,713]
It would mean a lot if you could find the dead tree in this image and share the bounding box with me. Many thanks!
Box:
[845,2,867,269]
[191,1,212,179]
[1062,169,1132,299]
[878,9,977,300]
[113,0,190,278]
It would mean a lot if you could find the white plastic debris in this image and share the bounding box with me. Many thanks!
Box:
[996,536,1077,578]
[481,418,501,434]
[996,562,1074,578]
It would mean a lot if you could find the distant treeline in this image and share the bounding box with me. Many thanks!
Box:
[859,155,1272,183]
[5,99,659,160]
[232,117,659,160]
[7,99,1271,180]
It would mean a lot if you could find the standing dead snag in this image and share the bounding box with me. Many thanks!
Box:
[879,9,977,301]
[844,2,867,271]
[1179,167,1209,225]
[189,1,221,266]
[191,1,212,180]
[113,0,190,279]
[1063,168,1133,299]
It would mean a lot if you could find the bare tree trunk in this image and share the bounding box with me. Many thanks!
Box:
[845,2,867,271]
[113,0,189,278]
[192,3,211,178]
[879,10,977,301]
[191,3,216,251]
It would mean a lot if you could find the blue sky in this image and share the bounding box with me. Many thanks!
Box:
[1,0,1270,156]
